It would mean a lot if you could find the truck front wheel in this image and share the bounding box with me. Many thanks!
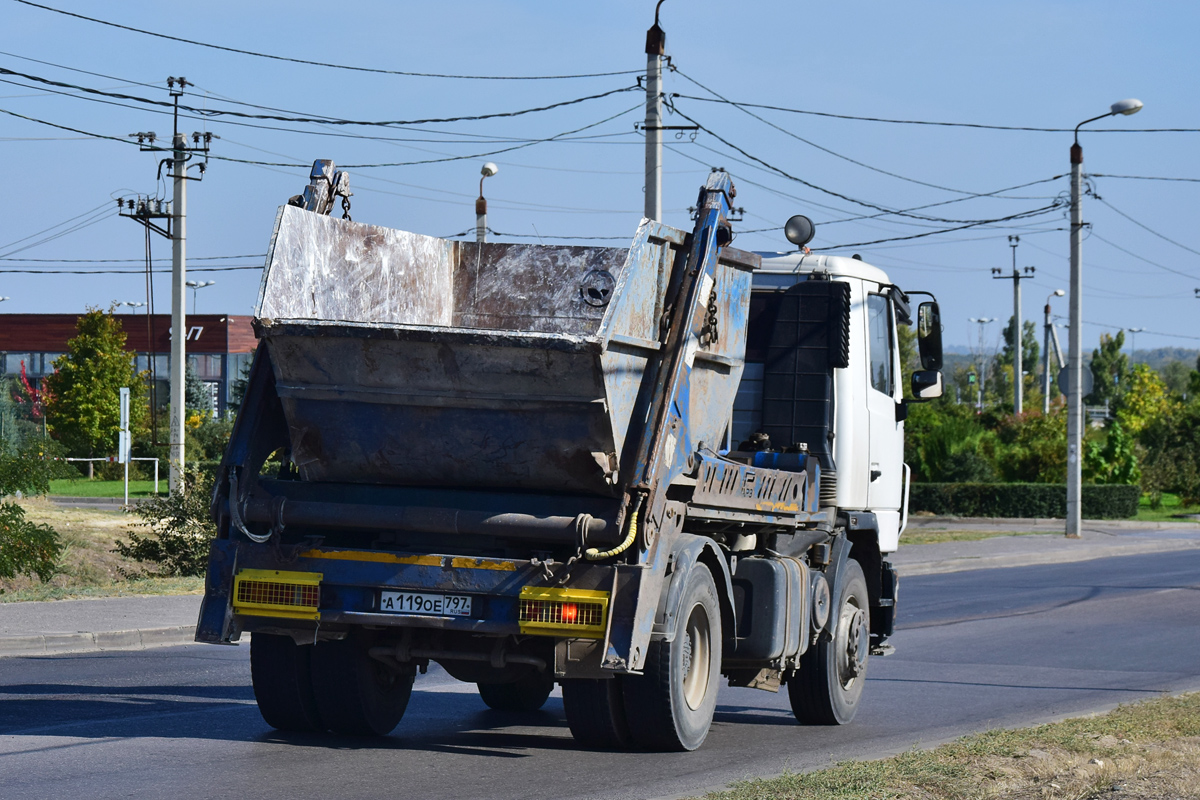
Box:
[788,558,869,725]
[310,632,414,736]
[621,564,722,751]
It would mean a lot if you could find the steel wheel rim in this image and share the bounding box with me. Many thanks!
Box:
[681,603,711,711]
[835,595,868,691]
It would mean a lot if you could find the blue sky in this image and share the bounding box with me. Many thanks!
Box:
[2,0,1198,351]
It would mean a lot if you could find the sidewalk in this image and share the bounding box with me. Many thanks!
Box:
[2,520,1199,659]
[894,517,1200,576]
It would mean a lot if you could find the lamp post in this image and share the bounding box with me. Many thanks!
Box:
[185,280,215,314]
[1127,327,1144,367]
[116,301,146,311]
[968,317,997,412]
[476,162,498,244]
[1066,98,1143,539]
[1043,290,1065,413]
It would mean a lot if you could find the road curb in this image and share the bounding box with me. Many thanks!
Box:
[908,516,1200,530]
[0,625,196,658]
[896,537,1200,576]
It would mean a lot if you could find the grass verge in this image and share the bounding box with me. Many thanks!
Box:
[902,530,1052,546]
[0,497,203,602]
[48,479,162,498]
[1136,492,1200,523]
[696,693,1200,800]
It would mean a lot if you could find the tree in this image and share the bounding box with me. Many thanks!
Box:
[42,310,146,460]
[185,360,213,417]
[1159,360,1192,396]
[1116,364,1175,437]
[998,317,1041,372]
[1084,420,1140,485]
[1086,331,1128,407]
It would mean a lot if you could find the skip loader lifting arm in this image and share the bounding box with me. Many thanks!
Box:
[597,170,739,673]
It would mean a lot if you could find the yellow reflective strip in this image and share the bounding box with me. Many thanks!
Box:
[298,549,516,571]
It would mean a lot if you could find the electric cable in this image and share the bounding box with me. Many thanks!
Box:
[0,66,639,128]
[670,93,1200,133]
[11,0,640,81]
[1094,196,1200,258]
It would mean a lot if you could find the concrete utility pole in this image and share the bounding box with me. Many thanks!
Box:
[992,236,1035,414]
[1043,289,1065,413]
[122,76,214,494]
[170,126,187,494]
[644,1,665,222]
[1067,98,1143,539]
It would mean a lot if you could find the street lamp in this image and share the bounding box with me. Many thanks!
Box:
[0,297,9,303]
[476,162,499,244]
[968,317,997,412]
[116,301,146,311]
[1066,98,1143,539]
[185,280,215,314]
[1127,327,1144,367]
[1043,290,1065,413]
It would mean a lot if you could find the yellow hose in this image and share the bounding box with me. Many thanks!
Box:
[585,506,639,561]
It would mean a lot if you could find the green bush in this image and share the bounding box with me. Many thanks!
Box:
[909,483,1140,519]
[0,502,61,581]
[0,439,67,582]
[114,468,216,577]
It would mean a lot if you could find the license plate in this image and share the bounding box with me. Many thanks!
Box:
[379,591,472,617]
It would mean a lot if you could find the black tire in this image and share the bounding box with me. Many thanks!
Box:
[477,671,554,712]
[561,678,632,750]
[250,633,323,732]
[310,633,414,736]
[622,565,722,752]
[788,558,870,725]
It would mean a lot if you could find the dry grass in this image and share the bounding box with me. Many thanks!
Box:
[0,497,203,602]
[902,530,1052,545]
[698,693,1200,800]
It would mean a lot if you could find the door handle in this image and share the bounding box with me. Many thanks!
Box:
[870,469,882,482]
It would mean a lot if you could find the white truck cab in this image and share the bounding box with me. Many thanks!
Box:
[734,252,942,554]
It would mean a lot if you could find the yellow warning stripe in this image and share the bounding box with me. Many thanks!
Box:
[298,549,517,572]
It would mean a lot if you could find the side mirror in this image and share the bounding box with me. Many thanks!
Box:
[917,301,943,371]
[911,369,944,400]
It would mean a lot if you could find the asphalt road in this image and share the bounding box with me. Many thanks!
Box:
[3,549,1199,800]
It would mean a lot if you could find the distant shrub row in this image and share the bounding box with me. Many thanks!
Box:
[909,483,1140,519]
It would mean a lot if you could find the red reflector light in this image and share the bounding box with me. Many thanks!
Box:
[561,603,578,623]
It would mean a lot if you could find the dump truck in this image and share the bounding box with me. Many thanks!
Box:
[196,163,945,751]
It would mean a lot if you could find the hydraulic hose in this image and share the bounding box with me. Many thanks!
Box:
[585,497,641,561]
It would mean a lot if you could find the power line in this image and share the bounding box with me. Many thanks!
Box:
[670,93,1200,133]
[673,69,991,196]
[0,66,639,128]
[0,265,262,274]
[1089,173,1200,183]
[1052,314,1200,342]
[0,103,642,169]
[11,0,640,81]
[669,105,1062,226]
[808,205,1062,251]
[1089,232,1200,282]
[0,254,264,263]
[1094,196,1200,259]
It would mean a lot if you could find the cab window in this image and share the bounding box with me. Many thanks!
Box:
[867,294,894,396]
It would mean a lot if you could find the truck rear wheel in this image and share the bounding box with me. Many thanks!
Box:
[477,671,554,712]
[561,678,632,749]
[250,633,323,732]
[622,564,722,751]
[788,558,869,725]
[310,633,414,736]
